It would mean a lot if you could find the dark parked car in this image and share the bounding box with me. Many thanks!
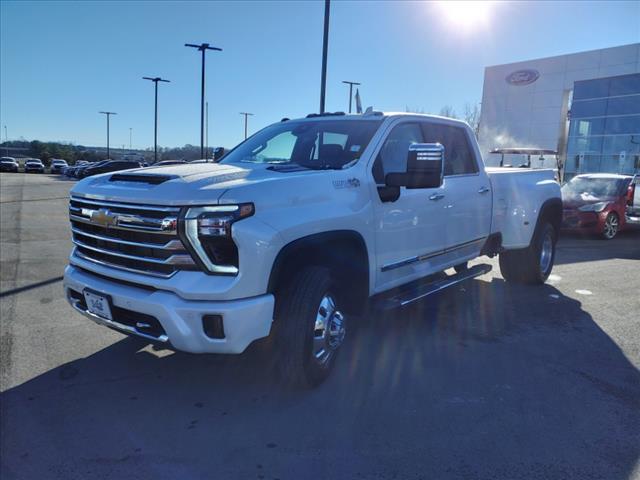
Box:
[562,173,634,239]
[50,159,69,174]
[79,160,143,178]
[0,157,19,172]
[24,159,45,173]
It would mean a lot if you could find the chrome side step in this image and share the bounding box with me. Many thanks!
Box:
[374,264,492,310]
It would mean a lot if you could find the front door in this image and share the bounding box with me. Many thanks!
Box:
[371,120,448,293]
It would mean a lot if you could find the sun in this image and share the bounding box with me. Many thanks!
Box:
[435,1,495,30]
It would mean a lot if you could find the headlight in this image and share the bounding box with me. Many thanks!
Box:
[578,202,608,212]
[183,204,254,274]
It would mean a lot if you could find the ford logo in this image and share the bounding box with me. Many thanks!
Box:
[505,69,539,86]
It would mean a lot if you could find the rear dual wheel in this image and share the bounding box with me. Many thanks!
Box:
[499,222,556,285]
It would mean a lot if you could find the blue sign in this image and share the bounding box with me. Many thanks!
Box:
[505,69,540,86]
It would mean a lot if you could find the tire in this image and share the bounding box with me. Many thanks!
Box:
[601,212,619,240]
[499,222,556,285]
[273,266,346,387]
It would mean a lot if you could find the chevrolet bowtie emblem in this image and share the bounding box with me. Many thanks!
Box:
[90,208,118,228]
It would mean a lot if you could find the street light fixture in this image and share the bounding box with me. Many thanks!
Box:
[185,42,222,160]
[341,81,361,114]
[239,112,254,140]
[143,76,170,163]
[99,111,117,159]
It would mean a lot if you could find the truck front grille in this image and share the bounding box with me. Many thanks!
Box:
[69,196,196,278]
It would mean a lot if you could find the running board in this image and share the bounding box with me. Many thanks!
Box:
[374,264,492,310]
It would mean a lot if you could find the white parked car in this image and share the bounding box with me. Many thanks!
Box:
[24,158,45,173]
[64,112,562,385]
[50,159,69,174]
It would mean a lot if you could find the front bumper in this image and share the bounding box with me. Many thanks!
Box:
[64,265,274,354]
[562,210,601,232]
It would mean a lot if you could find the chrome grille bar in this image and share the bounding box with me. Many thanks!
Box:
[73,248,175,279]
[70,196,180,213]
[72,238,195,266]
[71,227,184,251]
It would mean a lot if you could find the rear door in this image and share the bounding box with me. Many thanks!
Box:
[421,122,492,262]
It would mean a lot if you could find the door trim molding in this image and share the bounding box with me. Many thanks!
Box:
[380,236,486,272]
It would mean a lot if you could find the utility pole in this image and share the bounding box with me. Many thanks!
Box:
[341,81,361,113]
[206,101,209,161]
[129,127,132,150]
[99,111,117,159]
[143,76,170,163]
[3,126,7,156]
[185,42,222,159]
[319,0,330,113]
[239,112,254,140]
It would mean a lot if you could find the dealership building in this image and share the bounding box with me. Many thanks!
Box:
[478,43,640,180]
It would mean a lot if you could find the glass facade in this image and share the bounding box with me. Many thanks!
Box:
[565,73,640,180]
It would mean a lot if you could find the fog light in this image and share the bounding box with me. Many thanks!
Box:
[203,314,225,339]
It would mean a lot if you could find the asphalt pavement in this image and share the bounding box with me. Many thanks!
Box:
[1,172,639,480]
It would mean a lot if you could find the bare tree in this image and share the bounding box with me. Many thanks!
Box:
[405,105,425,114]
[463,102,481,137]
[438,105,457,118]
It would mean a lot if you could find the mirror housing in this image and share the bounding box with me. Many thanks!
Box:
[213,147,226,162]
[385,143,444,189]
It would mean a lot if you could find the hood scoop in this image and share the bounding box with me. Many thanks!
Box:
[109,173,176,185]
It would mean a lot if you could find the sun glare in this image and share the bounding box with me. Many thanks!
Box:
[435,1,495,30]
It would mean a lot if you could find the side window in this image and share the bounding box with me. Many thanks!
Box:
[422,123,478,176]
[373,123,424,183]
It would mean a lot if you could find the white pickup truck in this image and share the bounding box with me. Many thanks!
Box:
[64,112,562,385]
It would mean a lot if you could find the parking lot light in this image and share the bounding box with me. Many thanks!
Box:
[98,112,117,160]
[185,43,222,160]
[143,77,170,163]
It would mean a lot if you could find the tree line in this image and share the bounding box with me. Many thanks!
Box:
[0,140,215,165]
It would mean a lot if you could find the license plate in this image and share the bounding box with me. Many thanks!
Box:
[83,289,113,321]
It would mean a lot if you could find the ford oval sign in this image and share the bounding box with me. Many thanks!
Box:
[505,69,539,86]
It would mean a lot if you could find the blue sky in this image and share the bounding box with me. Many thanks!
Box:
[1,1,639,150]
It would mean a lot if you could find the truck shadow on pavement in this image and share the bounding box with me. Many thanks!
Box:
[1,279,639,480]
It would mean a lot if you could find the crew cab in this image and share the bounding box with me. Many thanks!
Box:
[63,112,562,386]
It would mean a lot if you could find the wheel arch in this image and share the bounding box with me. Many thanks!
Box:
[267,230,370,314]
[535,197,563,238]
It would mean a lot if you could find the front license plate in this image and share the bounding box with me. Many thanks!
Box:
[83,289,113,321]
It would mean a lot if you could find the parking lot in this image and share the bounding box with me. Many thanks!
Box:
[1,172,639,480]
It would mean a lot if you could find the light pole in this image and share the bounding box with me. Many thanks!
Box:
[99,112,117,159]
[206,101,209,160]
[185,42,222,159]
[3,126,7,156]
[341,81,361,114]
[143,76,170,163]
[239,112,254,140]
[129,128,132,150]
[319,0,330,114]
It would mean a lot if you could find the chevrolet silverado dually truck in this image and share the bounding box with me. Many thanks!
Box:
[64,112,562,386]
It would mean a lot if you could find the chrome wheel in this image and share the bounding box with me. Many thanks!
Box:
[312,294,345,366]
[539,230,553,274]
[603,213,619,239]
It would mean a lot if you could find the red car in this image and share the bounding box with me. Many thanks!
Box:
[562,173,634,239]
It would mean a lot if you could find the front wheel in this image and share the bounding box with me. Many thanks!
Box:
[274,267,346,387]
[601,212,619,240]
[499,222,557,285]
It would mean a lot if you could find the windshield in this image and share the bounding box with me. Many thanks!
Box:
[562,177,628,199]
[221,119,381,169]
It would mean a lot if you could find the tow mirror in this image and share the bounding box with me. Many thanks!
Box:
[385,143,444,189]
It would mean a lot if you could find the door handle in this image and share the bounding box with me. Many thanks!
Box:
[478,186,490,194]
[429,193,445,201]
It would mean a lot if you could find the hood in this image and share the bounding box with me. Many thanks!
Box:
[70,162,326,206]
[562,191,617,209]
